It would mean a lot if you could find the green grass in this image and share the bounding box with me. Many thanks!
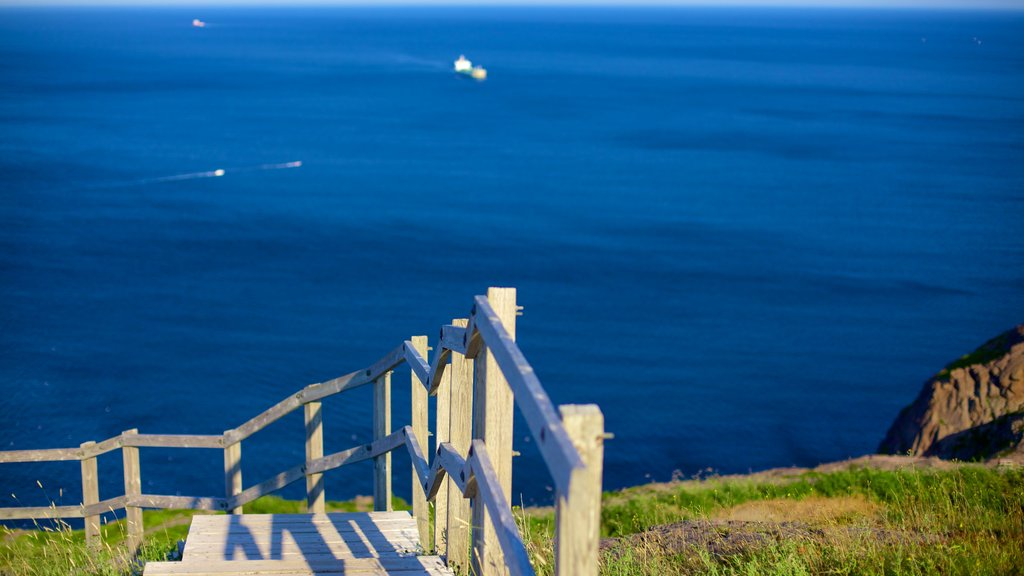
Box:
[518,464,1024,575]
[936,330,1015,379]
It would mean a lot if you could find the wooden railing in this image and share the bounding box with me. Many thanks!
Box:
[0,288,605,576]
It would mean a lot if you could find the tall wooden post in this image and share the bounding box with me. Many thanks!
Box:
[121,429,143,554]
[410,335,431,551]
[80,441,100,548]
[373,371,392,512]
[555,405,605,576]
[444,318,473,573]
[471,287,516,576]
[224,440,242,514]
[304,401,325,513]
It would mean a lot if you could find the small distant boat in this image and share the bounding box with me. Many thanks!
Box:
[192,19,206,28]
[454,55,487,81]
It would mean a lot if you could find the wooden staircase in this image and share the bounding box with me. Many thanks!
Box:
[1,289,606,576]
[143,511,454,575]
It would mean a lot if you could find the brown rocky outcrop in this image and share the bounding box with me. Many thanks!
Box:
[879,325,1024,462]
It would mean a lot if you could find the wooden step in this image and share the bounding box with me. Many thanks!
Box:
[142,512,454,575]
[144,555,451,575]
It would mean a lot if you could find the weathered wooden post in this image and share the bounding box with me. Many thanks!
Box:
[79,440,100,548]
[373,371,392,511]
[223,439,242,514]
[442,318,473,573]
[555,405,605,576]
[121,429,143,553]
[471,287,516,576]
[410,335,431,551]
[304,401,325,513]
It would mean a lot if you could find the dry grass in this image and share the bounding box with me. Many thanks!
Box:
[714,495,880,525]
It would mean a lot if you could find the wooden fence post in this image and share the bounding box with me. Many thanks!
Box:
[471,287,516,576]
[80,441,100,548]
[410,335,430,551]
[373,371,392,512]
[555,405,605,576]
[304,401,325,513]
[121,429,143,554]
[443,318,473,573]
[224,439,242,514]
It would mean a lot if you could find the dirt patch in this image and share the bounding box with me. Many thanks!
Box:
[601,519,942,560]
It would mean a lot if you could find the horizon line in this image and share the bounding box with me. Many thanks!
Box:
[3,1,1023,10]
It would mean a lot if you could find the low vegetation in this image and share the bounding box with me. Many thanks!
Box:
[2,464,1021,575]
[520,462,1024,575]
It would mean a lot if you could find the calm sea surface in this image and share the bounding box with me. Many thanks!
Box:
[1,7,1022,511]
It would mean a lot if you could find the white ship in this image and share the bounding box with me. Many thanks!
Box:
[454,55,487,80]
[192,19,206,28]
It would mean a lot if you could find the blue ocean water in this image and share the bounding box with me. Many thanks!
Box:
[1,7,1022,512]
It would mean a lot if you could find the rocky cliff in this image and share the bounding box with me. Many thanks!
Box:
[879,325,1024,462]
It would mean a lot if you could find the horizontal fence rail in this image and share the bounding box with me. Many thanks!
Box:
[0,287,605,576]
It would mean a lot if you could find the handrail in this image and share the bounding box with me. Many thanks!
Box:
[0,288,604,576]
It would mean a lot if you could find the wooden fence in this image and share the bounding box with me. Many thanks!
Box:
[0,288,606,576]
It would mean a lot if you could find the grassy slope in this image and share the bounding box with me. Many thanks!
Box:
[519,463,1024,575]
[2,464,1021,575]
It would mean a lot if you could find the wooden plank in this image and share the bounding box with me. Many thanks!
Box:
[81,434,123,459]
[0,447,81,462]
[404,340,430,392]
[472,287,516,576]
[0,504,83,520]
[183,527,419,542]
[180,544,420,560]
[225,394,302,446]
[402,427,431,496]
[464,308,483,360]
[433,356,450,557]
[224,441,243,514]
[468,441,535,576]
[435,444,468,495]
[80,440,100,547]
[439,324,467,355]
[304,401,325,514]
[126,494,226,511]
[187,511,412,525]
[185,526,418,540]
[143,555,451,574]
[421,445,448,504]
[472,294,583,494]
[554,405,604,576]
[426,346,451,395]
[228,462,306,511]
[185,521,418,534]
[190,510,409,520]
[409,336,430,552]
[146,567,449,576]
[444,318,472,574]
[122,429,143,553]
[123,434,223,449]
[373,371,392,512]
[308,430,405,476]
[301,344,407,405]
[0,496,126,520]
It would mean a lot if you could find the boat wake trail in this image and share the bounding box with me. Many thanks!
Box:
[123,161,303,187]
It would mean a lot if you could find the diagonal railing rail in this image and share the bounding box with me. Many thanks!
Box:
[0,288,605,576]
